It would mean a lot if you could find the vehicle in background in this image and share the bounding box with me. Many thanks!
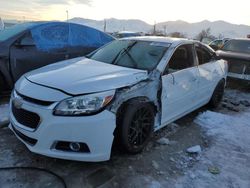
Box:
[201,37,213,45]
[9,37,227,162]
[113,31,142,38]
[0,21,114,93]
[216,38,250,81]
[209,38,230,50]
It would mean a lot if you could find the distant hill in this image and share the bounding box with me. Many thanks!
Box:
[69,17,152,33]
[69,18,250,38]
[2,17,250,38]
[157,20,250,38]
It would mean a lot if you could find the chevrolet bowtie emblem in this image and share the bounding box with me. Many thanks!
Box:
[13,98,23,109]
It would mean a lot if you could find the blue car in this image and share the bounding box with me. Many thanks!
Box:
[0,21,114,93]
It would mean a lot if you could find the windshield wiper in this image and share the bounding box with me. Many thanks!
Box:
[111,48,125,65]
[111,41,138,67]
[121,48,138,68]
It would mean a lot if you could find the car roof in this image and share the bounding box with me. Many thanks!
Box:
[120,36,197,47]
[117,31,139,34]
[9,21,102,30]
[229,38,250,41]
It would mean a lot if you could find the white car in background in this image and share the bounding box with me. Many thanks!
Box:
[9,37,227,162]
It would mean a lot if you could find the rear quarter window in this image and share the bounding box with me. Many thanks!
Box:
[195,46,213,65]
[222,40,250,54]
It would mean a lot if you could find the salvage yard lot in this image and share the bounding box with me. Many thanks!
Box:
[0,87,250,188]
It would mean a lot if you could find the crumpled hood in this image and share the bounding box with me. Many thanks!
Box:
[25,57,148,95]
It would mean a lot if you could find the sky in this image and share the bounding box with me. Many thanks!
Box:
[0,0,250,25]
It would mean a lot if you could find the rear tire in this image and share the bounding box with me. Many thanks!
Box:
[118,101,155,154]
[209,79,225,108]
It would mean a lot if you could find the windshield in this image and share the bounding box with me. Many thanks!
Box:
[88,40,169,71]
[0,22,37,41]
[222,39,250,54]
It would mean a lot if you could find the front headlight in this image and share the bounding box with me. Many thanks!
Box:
[53,90,115,116]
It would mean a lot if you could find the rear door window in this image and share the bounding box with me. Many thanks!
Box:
[166,44,195,73]
[31,23,69,51]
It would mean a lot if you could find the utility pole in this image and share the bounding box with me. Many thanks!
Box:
[104,19,107,32]
[164,25,167,36]
[153,21,156,35]
[66,10,69,22]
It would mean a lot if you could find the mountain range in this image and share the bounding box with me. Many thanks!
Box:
[69,18,250,38]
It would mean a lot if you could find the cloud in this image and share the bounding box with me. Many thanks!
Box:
[0,0,93,20]
[36,0,92,6]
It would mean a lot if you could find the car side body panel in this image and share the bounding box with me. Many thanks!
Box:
[161,67,199,127]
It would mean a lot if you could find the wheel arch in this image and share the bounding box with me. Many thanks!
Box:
[115,96,157,127]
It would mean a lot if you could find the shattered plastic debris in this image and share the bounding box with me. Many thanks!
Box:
[156,137,170,145]
[186,145,202,154]
[208,166,220,175]
[152,160,160,170]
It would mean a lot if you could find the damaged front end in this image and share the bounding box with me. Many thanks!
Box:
[109,69,162,130]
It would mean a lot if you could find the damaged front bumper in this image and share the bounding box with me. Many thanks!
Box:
[9,96,116,162]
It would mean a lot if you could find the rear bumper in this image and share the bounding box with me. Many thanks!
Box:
[9,99,116,162]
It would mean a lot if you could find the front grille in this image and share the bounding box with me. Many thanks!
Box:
[11,124,37,146]
[12,103,40,129]
[15,90,54,106]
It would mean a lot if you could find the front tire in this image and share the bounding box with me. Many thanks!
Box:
[209,79,225,108]
[119,101,155,154]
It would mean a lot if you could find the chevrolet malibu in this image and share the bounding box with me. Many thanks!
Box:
[9,37,227,162]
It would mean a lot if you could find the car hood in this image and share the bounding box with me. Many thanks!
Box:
[25,57,148,95]
[216,50,250,61]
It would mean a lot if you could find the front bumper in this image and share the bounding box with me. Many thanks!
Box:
[9,97,116,162]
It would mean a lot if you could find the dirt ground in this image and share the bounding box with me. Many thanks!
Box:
[0,83,249,188]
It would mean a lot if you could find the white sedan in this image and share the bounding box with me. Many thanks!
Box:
[9,37,227,162]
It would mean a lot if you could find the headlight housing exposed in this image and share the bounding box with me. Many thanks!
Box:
[53,90,115,116]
